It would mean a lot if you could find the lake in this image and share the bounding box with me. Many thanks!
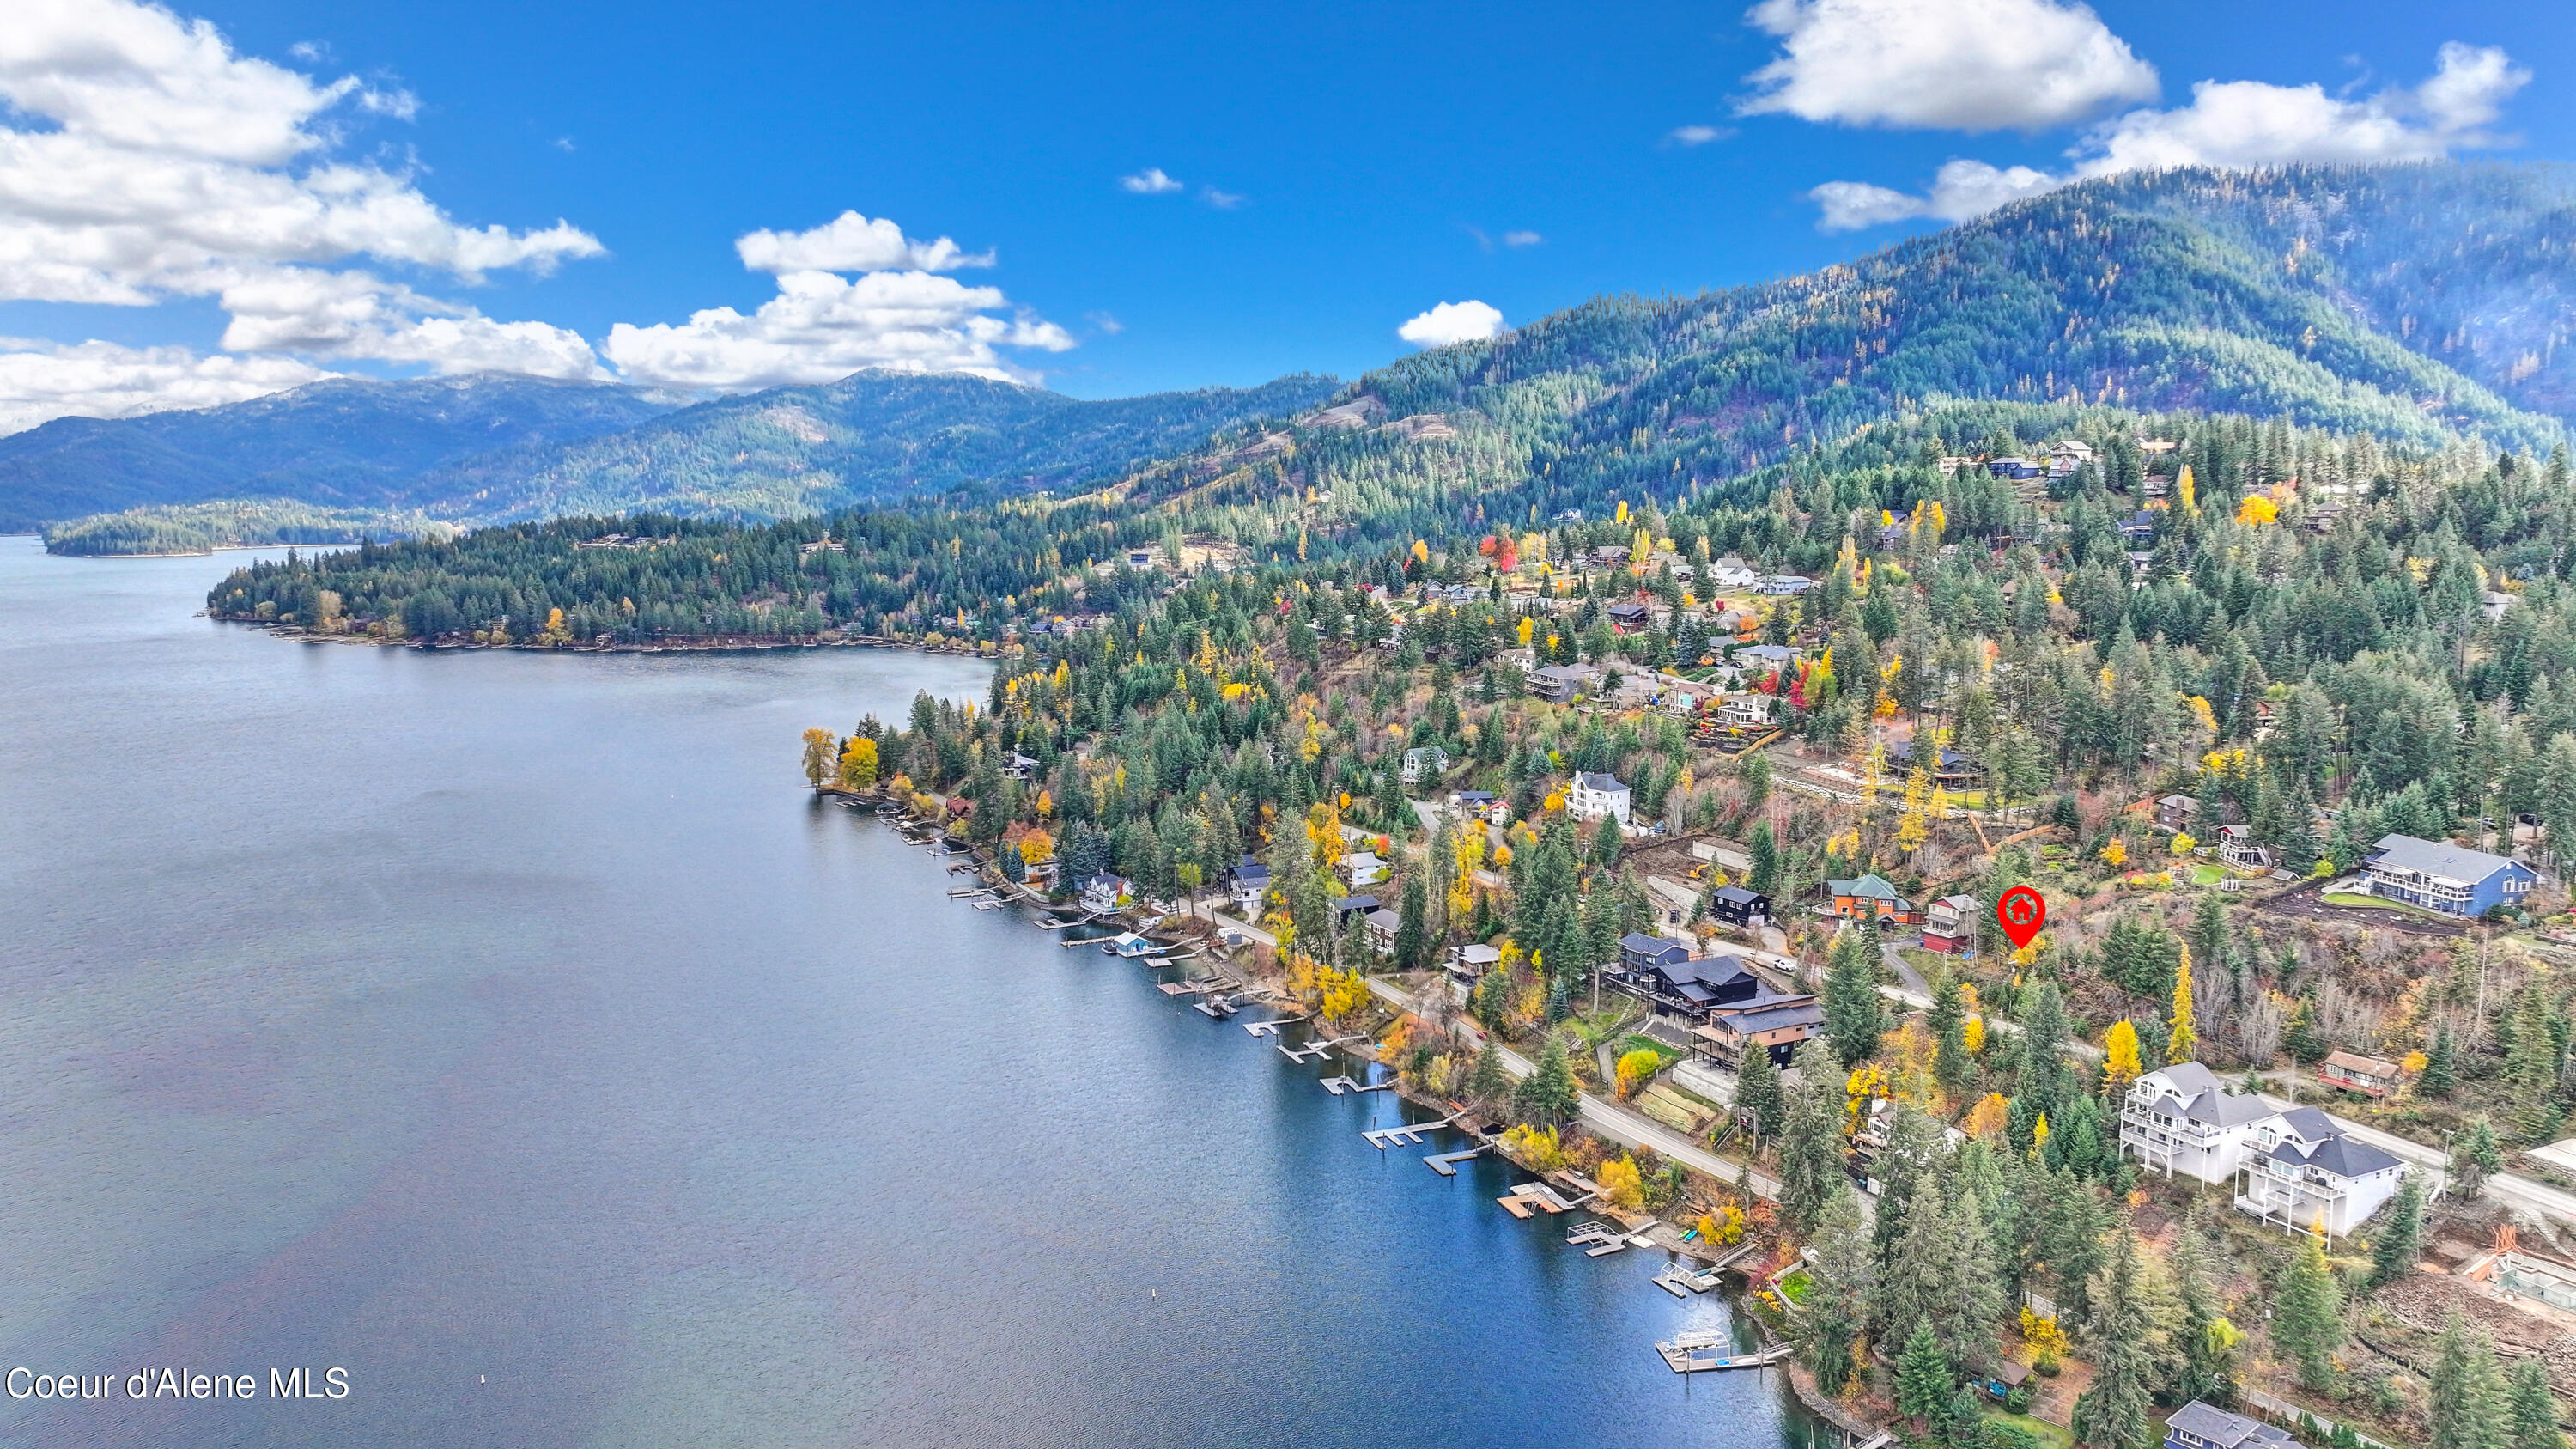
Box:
[0,538,1824,1448]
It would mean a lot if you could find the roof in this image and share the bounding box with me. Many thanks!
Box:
[1452,789,1496,802]
[1365,908,1402,931]
[2258,1108,2406,1178]
[1826,874,1901,901]
[1458,943,1503,964]
[2321,1050,2403,1077]
[1932,893,1978,910]
[1621,932,1692,959]
[1712,885,1765,906]
[2136,1062,2275,1128]
[2167,1400,2300,1449]
[2366,833,2530,885]
[1341,851,1386,868]
[1576,771,1628,792]
[1334,893,1380,914]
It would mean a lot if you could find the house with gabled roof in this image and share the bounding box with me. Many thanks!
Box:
[2118,1062,2275,1184]
[2234,1105,2408,1240]
[2166,1400,2304,1449]
[2360,833,2537,917]
[1826,874,1911,923]
[1568,771,1631,827]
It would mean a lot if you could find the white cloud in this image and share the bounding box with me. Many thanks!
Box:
[0,0,610,428]
[603,270,1073,393]
[0,338,334,432]
[1501,230,1544,247]
[1397,300,1505,349]
[735,210,993,275]
[1201,186,1246,210]
[1808,43,2530,229]
[1740,0,2158,132]
[1668,125,1735,146]
[1120,167,1182,194]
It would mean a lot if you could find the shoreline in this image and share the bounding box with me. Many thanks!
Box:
[213,618,1009,659]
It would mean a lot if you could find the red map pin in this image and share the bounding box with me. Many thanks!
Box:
[1996,886,2048,950]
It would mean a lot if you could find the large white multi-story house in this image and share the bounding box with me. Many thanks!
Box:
[1567,771,1632,827]
[2118,1062,2277,1184]
[2119,1062,2411,1243]
[2234,1105,2408,1241]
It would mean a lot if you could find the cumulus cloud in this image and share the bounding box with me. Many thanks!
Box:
[1397,300,1505,349]
[1809,42,2531,229]
[0,338,334,433]
[1668,125,1735,146]
[1201,186,1246,210]
[735,210,993,274]
[1120,167,1182,194]
[603,270,1073,393]
[1740,0,2157,133]
[0,0,612,429]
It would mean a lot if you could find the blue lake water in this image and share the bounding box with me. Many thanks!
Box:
[0,537,1826,1448]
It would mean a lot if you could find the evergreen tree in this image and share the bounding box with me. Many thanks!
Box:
[2273,1234,2345,1391]
[1513,1035,1579,1124]
[2455,1118,2504,1201]
[1778,1056,1849,1235]
[1394,874,1429,971]
[2505,1357,2565,1449]
[1880,1187,1950,1346]
[2073,1230,2162,1449]
[1823,929,1887,1068]
[1936,1188,2008,1366]
[1894,1318,1953,1425]
[1800,1187,1876,1393]
[1467,1039,1511,1102]
[2369,1173,2427,1289]
[2283,991,2327,1063]
[1942,1385,1989,1449]
[2015,982,2074,1124]
[2172,1214,2242,1405]
[1931,977,1975,1098]
[2429,1315,2506,1449]
[1736,1038,1787,1141]
[2422,1020,2459,1098]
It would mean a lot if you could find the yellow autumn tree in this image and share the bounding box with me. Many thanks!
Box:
[2100,837,2129,868]
[2032,1111,2052,1148]
[1615,1049,1663,1099]
[1963,1013,1987,1055]
[799,728,835,788]
[1963,1093,2010,1139]
[2176,464,2197,513]
[838,735,879,789]
[1697,1205,1746,1245]
[1598,1154,1646,1210]
[2172,831,2197,855]
[1516,616,1535,648]
[538,606,571,645]
[2235,493,2279,526]
[2168,947,2199,1063]
[2103,1019,2143,1090]
[1632,527,1652,566]
[1894,764,1934,855]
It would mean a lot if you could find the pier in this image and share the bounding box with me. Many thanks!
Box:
[1275,1034,1363,1064]
[1320,1075,1397,1095]
[1496,1181,1583,1218]
[1242,1016,1309,1038]
[1653,1336,1790,1375]
[1424,1147,1484,1175]
[1194,995,1239,1019]
[1362,1116,1456,1149]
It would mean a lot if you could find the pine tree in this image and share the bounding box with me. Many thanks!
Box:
[2172,1214,2242,1404]
[2073,1230,2161,1449]
[1894,1318,1953,1424]
[2430,1315,2506,1449]
[2283,991,2327,1063]
[1467,1039,1511,1102]
[1778,1056,1849,1235]
[1880,1185,1949,1343]
[2455,1118,2504,1201]
[1942,1384,1987,1449]
[1823,929,1886,1068]
[1931,977,1975,1098]
[1737,1036,1787,1139]
[1800,1188,1875,1393]
[2505,1356,2566,1449]
[2421,1019,2459,1098]
[2274,1234,2345,1391]
[1936,1188,2008,1366]
[1514,1036,1579,1124]
[2369,1173,2427,1288]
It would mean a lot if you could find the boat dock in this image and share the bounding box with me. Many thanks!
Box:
[1194,995,1239,1019]
[1155,979,1223,996]
[1320,1075,1396,1095]
[1565,1220,1653,1257]
[1496,1182,1583,1218]
[1651,1250,1749,1297]
[1242,1016,1309,1038]
[1362,1116,1455,1149]
[1425,1147,1483,1175]
[1653,1336,1791,1375]
[1275,1034,1362,1064]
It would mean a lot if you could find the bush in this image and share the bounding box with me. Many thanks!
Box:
[1989,1423,2039,1449]
[2005,1382,2036,1414]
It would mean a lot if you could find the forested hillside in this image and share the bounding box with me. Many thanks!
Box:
[0,374,671,533]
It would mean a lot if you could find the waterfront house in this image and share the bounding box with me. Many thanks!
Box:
[2360,834,2537,916]
[2118,1062,2275,1184]
[1339,851,1389,888]
[2234,1105,2408,1240]
[1446,942,1502,1001]
[1227,856,1270,916]
[1103,931,1160,958]
[2166,1400,2304,1449]
[1568,772,1632,827]
[1081,873,1133,915]
[1364,908,1402,956]
[2218,825,2274,873]
[2316,1050,2406,1099]
[1825,874,1911,923]
[1708,885,1770,928]
[1527,664,1596,704]
[1922,893,1980,953]
[1400,745,1449,786]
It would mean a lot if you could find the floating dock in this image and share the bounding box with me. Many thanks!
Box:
[1425,1148,1483,1176]
[1320,1075,1396,1095]
[1497,1182,1580,1217]
[1653,1336,1790,1374]
[1242,1016,1309,1038]
[1362,1116,1455,1149]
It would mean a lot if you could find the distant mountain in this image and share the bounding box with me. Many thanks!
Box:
[0,375,673,533]
[409,369,1346,522]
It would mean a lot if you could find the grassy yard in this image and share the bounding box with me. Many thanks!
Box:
[2320,890,2451,921]
[1776,1269,1814,1305]
[2188,863,2227,886]
[1983,1408,2075,1449]
[1617,1034,1680,1067]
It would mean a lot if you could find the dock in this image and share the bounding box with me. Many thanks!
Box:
[1194,995,1239,1019]
[1425,1147,1484,1176]
[1242,1016,1309,1038]
[1155,979,1223,996]
[1566,1220,1631,1257]
[1320,1075,1396,1095]
[1496,1182,1581,1217]
[1653,1336,1790,1375]
[1362,1116,1455,1149]
[1651,1253,1744,1297]
[1276,1034,1363,1064]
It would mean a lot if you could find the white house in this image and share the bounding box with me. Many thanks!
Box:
[1400,745,1449,786]
[1227,856,1270,916]
[1447,789,1510,825]
[1081,873,1133,915]
[2117,1062,2277,1184]
[1340,851,1389,888]
[2217,825,2273,874]
[1567,771,1632,827]
[2234,1105,2408,1241]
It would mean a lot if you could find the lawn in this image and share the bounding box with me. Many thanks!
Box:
[1776,1269,1814,1305]
[2188,863,2227,886]
[1983,1409,2075,1449]
[1617,1034,1680,1067]
[2321,890,2451,921]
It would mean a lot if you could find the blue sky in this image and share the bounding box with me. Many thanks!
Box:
[0,0,2570,428]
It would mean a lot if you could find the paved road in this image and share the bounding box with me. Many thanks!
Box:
[1363,976,1798,1211]
[1880,941,1929,998]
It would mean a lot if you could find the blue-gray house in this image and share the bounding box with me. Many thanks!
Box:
[2360,834,2538,917]
[2165,1400,2302,1449]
